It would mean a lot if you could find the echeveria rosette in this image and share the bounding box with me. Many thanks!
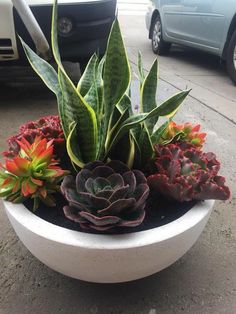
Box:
[0,136,69,210]
[147,144,230,202]
[61,160,150,232]
[160,121,206,148]
[3,115,65,158]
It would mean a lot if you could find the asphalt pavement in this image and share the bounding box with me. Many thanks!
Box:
[0,10,235,314]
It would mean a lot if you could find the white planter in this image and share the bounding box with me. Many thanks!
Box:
[3,200,214,283]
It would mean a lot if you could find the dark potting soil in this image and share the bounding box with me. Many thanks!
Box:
[24,193,197,235]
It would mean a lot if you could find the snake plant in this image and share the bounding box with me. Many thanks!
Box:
[19,0,190,170]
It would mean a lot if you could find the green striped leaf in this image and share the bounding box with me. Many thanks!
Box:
[137,51,145,88]
[109,94,131,132]
[103,19,131,133]
[77,54,98,96]
[58,69,98,162]
[141,58,158,113]
[140,58,158,132]
[106,90,190,154]
[151,121,170,144]
[108,132,135,168]
[19,37,69,137]
[153,90,190,117]
[138,125,154,168]
[66,122,85,168]
[106,107,130,151]
[51,0,62,65]
[20,38,60,95]
[84,82,99,114]
[116,94,132,115]
[52,0,98,162]
[96,56,105,116]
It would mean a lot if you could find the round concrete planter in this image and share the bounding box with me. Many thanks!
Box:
[3,200,214,283]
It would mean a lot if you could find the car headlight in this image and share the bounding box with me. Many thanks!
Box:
[58,17,73,35]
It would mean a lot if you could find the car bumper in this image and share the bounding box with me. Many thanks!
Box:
[7,0,117,64]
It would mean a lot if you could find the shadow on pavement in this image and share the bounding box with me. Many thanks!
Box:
[164,45,226,75]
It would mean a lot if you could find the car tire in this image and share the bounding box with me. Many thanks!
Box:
[226,29,236,85]
[150,16,171,55]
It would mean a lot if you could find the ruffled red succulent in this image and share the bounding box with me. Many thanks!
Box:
[3,115,65,158]
[147,144,230,202]
[160,121,206,148]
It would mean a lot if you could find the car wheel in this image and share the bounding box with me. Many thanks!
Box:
[150,16,171,55]
[226,29,236,85]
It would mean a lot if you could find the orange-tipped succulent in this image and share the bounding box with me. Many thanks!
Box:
[0,137,69,210]
[160,121,206,148]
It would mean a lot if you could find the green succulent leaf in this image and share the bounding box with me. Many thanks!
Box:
[138,125,154,168]
[151,120,170,144]
[19,38,60,94]
[116,94,132,115]
[77,54,98,96]
[127,134,135,169]
[19,38,68,135]
[103,19,131,141]
[105,90,190,156]
[106,107,129,151]
[59,69,98,162]
[51,0,62,65]
[140,58,158,132]
[109,94,131,134]
[66,122,85,168]
[108,132,135,168]
[84,69,100,114]
[154,90,191,117]
[96,56,105,114]
[51,0,98,161]
[137,51,145,88]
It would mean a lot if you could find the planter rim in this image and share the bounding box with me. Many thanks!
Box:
[3,199,215,250]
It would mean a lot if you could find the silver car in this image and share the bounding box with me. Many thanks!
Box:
[146,0,236,84]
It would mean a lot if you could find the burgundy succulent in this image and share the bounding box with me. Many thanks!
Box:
[3,115,65,158]
[61,160,150,232]
[147,144,230,202]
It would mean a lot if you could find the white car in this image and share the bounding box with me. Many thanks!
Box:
[0,0,117,65]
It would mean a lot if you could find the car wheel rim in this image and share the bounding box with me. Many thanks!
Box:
[152,21,161,50]
[234,45,236,70]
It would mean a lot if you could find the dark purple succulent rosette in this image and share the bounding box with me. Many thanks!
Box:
[147,144,230,202]
[61,160,150,232]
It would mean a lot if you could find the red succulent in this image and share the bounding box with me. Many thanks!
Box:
[3,115,65,158]
[147,144,230,202]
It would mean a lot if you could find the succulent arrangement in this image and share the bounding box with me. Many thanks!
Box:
[0,0,230,234]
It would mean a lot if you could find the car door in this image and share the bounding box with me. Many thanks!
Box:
[160,0,183,39]
[180,0,225,50]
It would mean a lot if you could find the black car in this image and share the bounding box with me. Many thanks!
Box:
[0,0,117,66]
